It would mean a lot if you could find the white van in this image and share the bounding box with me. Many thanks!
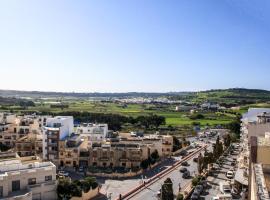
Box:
[219,181,231,194]
[226,171,234,179]
[212,194,232,200]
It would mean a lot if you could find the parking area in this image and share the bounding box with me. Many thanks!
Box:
[188,143,246,200]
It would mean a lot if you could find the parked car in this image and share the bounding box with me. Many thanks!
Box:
[180,167,188,173]
[58,171,69,177]
[181,161,189,166]
[226,171,234,179]
[79,167,84,172]
[182,171,190,179]
[194,185,203,194]
[179,150,188,156]
[191,192,200,200]
[193,157,198,162]
[212,194,232,200]
[219,181,231,194]
[200,180,208,189]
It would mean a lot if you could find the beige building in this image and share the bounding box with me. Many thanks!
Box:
[0,115,42,148]
[89,142,148,169]
[59,135,89,168]
[15,133,43,157]
[0,152,57,200]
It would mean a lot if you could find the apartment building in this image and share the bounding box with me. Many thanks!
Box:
[0,115,42,148]
[15,133,43,157]
[0,152,57,200]
[89,142,149,169]
[119,134,173,157]
[42,116,74,166]
[59,134,89,168]
[242,109,270,199]
[76,123,108,142]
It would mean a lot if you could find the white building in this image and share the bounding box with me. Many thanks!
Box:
[45,116,74,139]
[76,123,108,141]
[0,152,57,200]
[42,116,74,164]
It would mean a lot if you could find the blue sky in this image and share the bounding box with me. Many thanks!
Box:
[0,0,270,92]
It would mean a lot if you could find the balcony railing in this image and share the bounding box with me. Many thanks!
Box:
[99,157,109,161]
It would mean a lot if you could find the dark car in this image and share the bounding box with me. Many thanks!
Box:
[180,167,187,173]
[191,193,200,200]
[194,185,203,194]
[181,161,189,166]
[200,181,208,189]
[179,150,188,156]
[193,157,198,162]
[182,171,190,179]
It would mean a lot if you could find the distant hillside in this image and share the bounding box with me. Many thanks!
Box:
[194,88,270,105]
[0,88,269,106]
[0,89,189,99]
[0,96,35,107]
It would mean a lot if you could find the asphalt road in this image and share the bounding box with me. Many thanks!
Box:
[129,156,199,200]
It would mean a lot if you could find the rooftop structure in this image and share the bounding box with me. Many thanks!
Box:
[0,152,57,200]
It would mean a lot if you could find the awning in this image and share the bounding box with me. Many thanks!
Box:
[234,168,248,186]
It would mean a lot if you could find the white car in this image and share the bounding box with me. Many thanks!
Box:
[219,181,231,194]
[226,171,234,179]
[58,171,69,177]
[212,194,232,200]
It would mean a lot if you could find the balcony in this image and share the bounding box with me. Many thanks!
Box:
[99,157,109,161]
[47,135,58,139]
[48,143,58,147]
[47,150,58,154]
[162,142,172,146]
[130,157,141,162]
[119,158,129,162]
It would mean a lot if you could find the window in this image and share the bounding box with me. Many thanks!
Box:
[0,186,3,197]
[12,180,20,192]
[45,175,52,181]
[28,178,36,185]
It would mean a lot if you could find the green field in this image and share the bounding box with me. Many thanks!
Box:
[0,101,237,127]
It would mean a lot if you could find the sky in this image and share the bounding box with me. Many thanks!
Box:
[0,0,270,92]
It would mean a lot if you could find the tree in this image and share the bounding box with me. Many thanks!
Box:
[150,150,160,161]
[223,134,231,147]
[173,136,182,152]
[57,179,73,200]
[213,136,223,159]
[202,150,214,170]
[161,178,174,200]
[140,159,149,170]
[197,153,203,174]
[57,177,98,199]
[192,175,202,187]
[176,193,184,200]
[226,115,241,138]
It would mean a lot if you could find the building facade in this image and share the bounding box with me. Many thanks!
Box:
[0,152,57,200]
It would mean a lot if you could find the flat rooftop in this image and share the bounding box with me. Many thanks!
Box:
[257,137,270,146]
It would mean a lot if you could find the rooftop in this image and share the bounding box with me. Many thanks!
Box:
[257,137,270,146]
[0,156,55,175]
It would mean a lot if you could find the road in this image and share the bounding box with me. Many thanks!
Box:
[121,145,209,200]
[128,156,198,200]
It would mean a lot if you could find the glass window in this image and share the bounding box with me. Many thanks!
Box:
[28,178,36,185]
[12,180,20,192]
[0,186,3,197]
[45,175,52,181]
